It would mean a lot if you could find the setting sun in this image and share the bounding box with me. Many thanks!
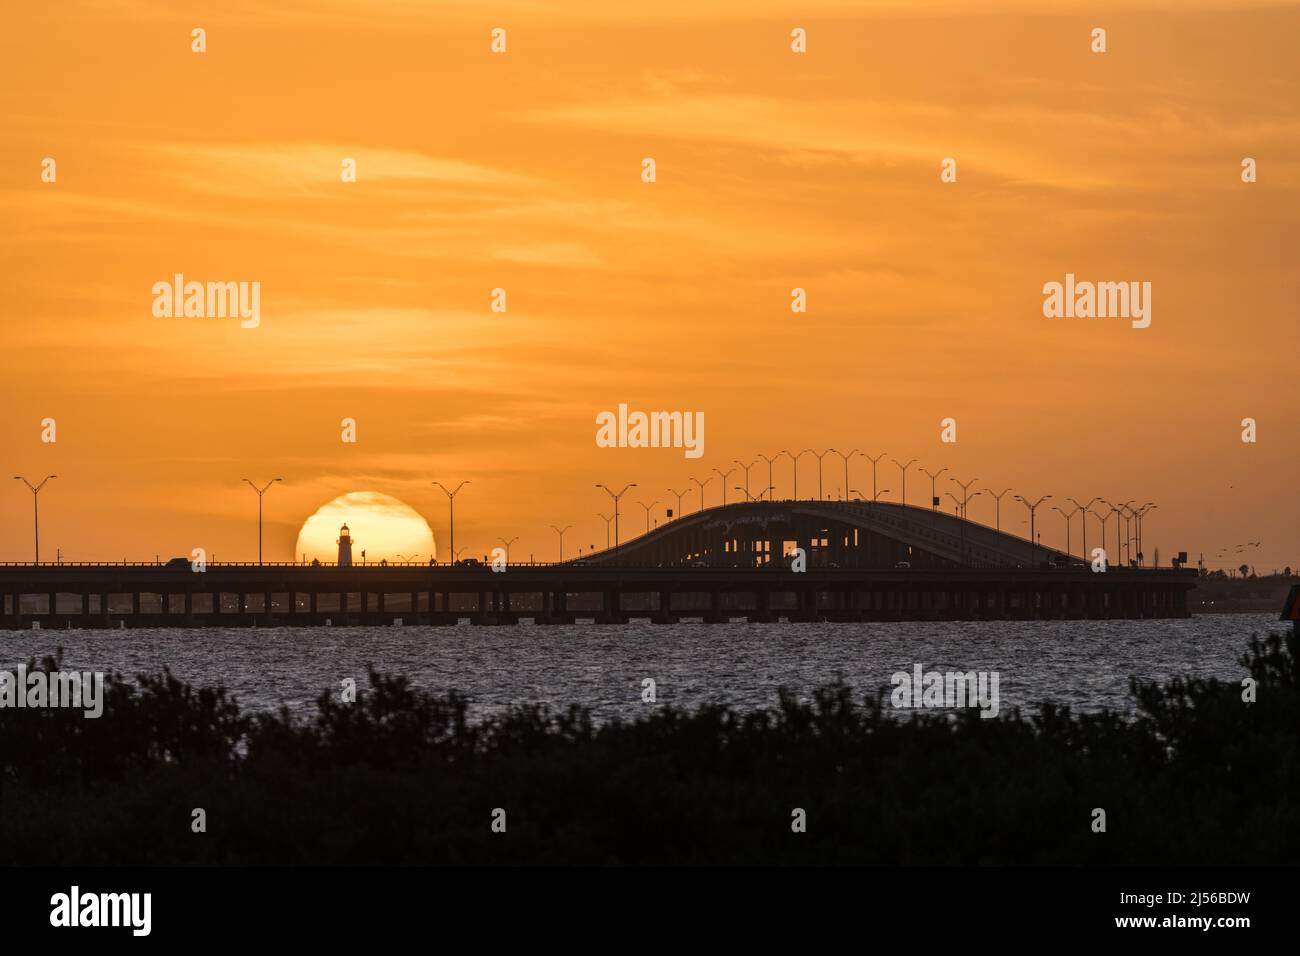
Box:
[294,492,435,564]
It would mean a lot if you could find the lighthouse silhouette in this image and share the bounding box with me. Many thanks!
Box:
[337,524,354,567]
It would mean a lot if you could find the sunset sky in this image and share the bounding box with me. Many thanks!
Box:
[2,0,1296,569]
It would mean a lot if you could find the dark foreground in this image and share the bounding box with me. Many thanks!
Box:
[2,631,1297,865]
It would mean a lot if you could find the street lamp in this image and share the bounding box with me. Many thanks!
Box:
[863,452,887,502]
[1136,503,1157,566]
[734,459,759,500]
[636,499,660,533]
[666,487,688,519]
[1089,503,1114,569]
[1118,501,1140,566]
[596,482,636,556]
[550,524,571,562]
[712,466,737,505]
[1099,499,1129,568]
[811,448,835,501]
[949,477,981,565]
[1015,494,1052,566]
[241,477,283,565]
[497,536,518,563]
[757,454,780,500]
[1068,498,1099,564]
[597,512,613,549]
[12,475,56,565]
[690,475,713,513]
[1052,504,1079,559]
[891,458,917,506]
[984,487,1012,532]
[831,449,860,504]
[780,449,812,501]
[433,480,470,568]
[921,466,948,509]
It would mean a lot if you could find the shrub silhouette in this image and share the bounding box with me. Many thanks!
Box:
[1,632,1296,864]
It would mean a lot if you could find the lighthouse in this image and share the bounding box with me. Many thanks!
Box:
[337,524,354,567]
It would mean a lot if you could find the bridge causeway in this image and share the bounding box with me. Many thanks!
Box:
[0,564,1194,629]
[0,501,1193,628]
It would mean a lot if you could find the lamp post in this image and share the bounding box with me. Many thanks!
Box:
[1089,504,1113,569]
[1015,494,1052,566]
[757,454,780,500]
[550,524,571,562]
[636,499,660,533]
[690,475,713,513]
[1119,502,1139,566]
[810,448,835,501]
[891,458,917,506]
[596,482,636,557]
[1099,499,1129,568]
[950,476,980,517]
[433,480,469,568]
[831,449,860,504]
[863,452,887,502]
[12,474,56,565]
[734,459,759,501]
[1052,504,1079,559]
[1136,503,1157,566]
[946,476,977,564]
[712,467,737,506]
[984,487,1012,532]
[497,536,518,563]
[666,487,688,519]
[241,477,283,565]
[921,466,948,509]
[1068,498,1099,564]
[780,449,812,501]
[949,477,981,565]
[597,512,612,549]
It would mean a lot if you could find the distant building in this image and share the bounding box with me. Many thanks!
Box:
[337,524,354,567]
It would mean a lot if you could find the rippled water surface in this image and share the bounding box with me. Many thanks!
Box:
[0,614,1277,722]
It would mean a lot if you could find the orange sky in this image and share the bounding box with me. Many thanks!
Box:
[2,0,1297,570]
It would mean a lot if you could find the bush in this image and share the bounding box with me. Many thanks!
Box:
[1,632,1297,865]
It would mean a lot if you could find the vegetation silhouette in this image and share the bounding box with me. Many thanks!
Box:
[2,631,1296,865]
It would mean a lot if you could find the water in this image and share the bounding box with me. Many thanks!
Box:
[1,615,1278,723]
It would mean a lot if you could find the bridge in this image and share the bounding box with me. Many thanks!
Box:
[0,502,1194,627]
[582,499,1077,569]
